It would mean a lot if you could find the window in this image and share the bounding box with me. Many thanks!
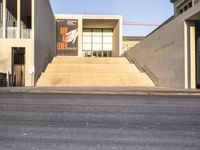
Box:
[83,28,113,57]
[6,0,17,38]
[20,0,32,38]
[184,6,188,11]
[189,2,192,8]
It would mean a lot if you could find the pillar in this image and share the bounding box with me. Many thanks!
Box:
[17,0,20,38]
[189,23,196,89]
[2,0,5,38]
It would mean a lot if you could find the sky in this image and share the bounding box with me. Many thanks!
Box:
[49,0,174,36]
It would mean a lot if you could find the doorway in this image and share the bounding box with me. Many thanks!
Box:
[12,47,25,86]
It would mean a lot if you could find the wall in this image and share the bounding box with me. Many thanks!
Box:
[113,18,122,57]
[126,2,200,88]
[0,39,34,86]
[122,37,144,54]
[34,0,56,83]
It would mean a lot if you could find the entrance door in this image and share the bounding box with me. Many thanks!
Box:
[196,21,200,88]
[12,47,25,86]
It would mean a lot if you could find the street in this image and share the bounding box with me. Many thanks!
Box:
[0,93,200,150]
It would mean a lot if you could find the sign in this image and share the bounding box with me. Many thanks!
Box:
[28,66,35,75]
[56,19,78,56]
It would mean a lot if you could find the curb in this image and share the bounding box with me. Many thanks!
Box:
[0,88,200,96]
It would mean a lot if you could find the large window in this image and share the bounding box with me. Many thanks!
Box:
[20,0,32,38]
[83,28,113,57]
[6,0,17,38]
[0,0,3,38]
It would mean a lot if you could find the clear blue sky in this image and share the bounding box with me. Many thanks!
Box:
[49,0,174,36]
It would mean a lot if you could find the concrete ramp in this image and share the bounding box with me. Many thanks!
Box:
[36,57,154,87]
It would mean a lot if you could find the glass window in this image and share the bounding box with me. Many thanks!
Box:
[83,44,92,50]
[103,44,112,51]
[6,0,17,38]
[93,36,102,43]
[103,36,112,43]
[93,44,102,51]
[20,0,32,38]
[83,36,91,43]
[92,29,102,36]
[82,28,113,57]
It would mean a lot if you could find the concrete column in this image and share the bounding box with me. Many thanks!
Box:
[17,0,20,38]
[31,0,34,39]
[192,0,195,6]
[78,18,83,57]
[189,23,196,89]
[184,22,189,89]
[2,0,6,38]
[119,16,123,56]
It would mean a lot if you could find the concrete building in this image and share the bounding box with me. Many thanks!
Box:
[2,0,199,89]
[0,0,56,86]
[0,0,125,87]
[36,15,154,87]
[55,14,122,58]
[125,0,200,89]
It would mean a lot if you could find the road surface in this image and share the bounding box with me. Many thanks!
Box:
[0,93,200,150]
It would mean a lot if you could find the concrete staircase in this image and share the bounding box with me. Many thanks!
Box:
[36,57,154,87]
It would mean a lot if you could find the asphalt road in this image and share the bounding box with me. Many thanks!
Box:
[0,93,200,150]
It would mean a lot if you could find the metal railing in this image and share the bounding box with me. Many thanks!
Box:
[21,28,31,39]
[6,27,17,38]
[124,52,159,86]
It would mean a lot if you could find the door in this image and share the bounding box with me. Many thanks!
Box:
[12,47,25,86]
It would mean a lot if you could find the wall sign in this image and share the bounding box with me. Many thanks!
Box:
[56,19,78,56]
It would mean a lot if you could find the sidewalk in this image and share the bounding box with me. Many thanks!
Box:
[0,86,200,96]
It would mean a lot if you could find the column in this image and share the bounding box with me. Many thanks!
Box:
[189,23,196,89]
[17,0,20,38]
[2,0,5,38]
[31,0,34,39]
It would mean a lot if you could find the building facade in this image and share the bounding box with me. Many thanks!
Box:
[0,0,56,86]
[126,0,200,89]
[0,0,123,87]
[55,15,122,58]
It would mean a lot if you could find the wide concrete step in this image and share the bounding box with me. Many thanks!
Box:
[36,56,155,87]
[52,57,130,64]
[45,64,140,73]
[37,73,154,87]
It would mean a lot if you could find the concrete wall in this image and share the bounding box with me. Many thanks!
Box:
[122,37,144,54]
[113,17,122,56]
[126,2,200,88]
[0,39,34,86]
[34,0,56,83]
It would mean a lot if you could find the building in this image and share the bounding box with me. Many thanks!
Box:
[171,0,199,16]
[55,14,122,58]
[0,0,56,86]
[0,0,124,87]
[125,0,200,89]
[1,0,199,89]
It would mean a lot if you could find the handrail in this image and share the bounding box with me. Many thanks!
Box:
[124,52,159,86]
